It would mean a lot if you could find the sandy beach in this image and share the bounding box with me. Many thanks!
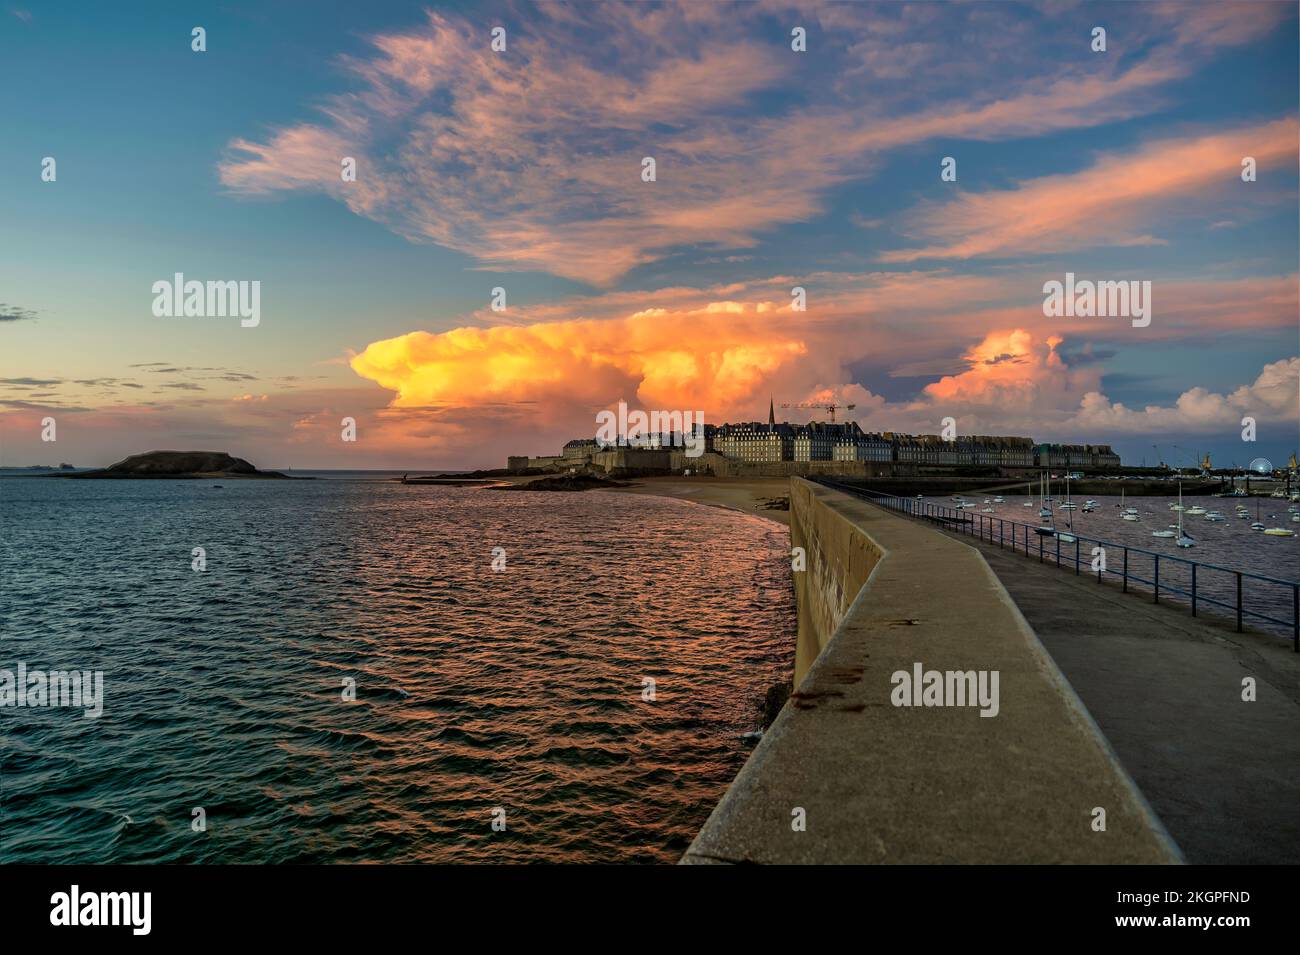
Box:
[607,475,793,527]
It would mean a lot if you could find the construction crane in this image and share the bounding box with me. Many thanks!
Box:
[1171,445,1207,472]
[781,401,856,423]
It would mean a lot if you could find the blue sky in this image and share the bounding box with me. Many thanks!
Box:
[1,1,1297,469]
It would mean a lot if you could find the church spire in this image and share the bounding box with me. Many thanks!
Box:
[768,396,776,428]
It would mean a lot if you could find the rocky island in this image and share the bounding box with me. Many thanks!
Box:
[56,450,292,480]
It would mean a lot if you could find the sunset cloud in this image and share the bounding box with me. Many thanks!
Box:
[850,333,1299,446]
[882,118,1299,262]
[4,2,1293,472]
[349,304,808,421]
[920,331,1100,412]
[333,254,1298,465]
[217,2,1286,285]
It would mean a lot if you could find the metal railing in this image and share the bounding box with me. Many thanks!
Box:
[816,479,1300,651]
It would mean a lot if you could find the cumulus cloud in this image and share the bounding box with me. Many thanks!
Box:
[349,304,808,421]
[1073,357,1300,433]
[341,264,1297,459]
[921,331,1100,412]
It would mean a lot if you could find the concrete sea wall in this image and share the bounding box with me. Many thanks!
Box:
[683,479,1181,864]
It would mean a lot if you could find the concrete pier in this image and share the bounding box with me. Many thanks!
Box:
[682,479,1180,864]
[949,530,1300,864]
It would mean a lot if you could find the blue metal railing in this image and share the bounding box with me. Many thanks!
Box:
[816,479,1300,651]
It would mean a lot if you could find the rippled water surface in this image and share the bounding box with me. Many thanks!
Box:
[0,477,795,863]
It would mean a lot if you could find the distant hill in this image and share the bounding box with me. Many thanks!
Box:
[61,450,290,479]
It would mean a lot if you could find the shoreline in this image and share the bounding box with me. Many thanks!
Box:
[493,475,790,527]
[494,473,793,527]
[605,476,793,528]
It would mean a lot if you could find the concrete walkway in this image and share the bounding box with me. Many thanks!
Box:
[684,482,1179,864]
[935,524,1300,864]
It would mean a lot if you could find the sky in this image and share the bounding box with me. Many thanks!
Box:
[1,0,1297,471]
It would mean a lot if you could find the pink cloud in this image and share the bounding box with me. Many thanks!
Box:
[217,3,1286,285]
[882,118,1299,262]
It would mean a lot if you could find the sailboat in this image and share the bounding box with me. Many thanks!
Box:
[1059,474,1077,510]
[1058,482,1077,542]
[1153,483,1180,538]
[1121,486,1140,521]
[1176,503,1195,547]
[1155,483,1194,546]
[1034,473,1055,534]
[1023,480,1034,507]
[1250,498,1266,531]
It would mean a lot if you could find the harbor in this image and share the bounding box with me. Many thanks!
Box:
[687,479,1300,864]
[826,481,1300,647]
[929,511,1300,864]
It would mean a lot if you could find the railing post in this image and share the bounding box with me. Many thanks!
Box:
[1074,537,1080,576]
[1000,519,1004,550]
[1154,555,1159,604]
[1293,584,1298,653]
[1236,572,1242,632]
[1123,547,1128,593]
[1191,564,1197,617]
[1055,534,1061,568]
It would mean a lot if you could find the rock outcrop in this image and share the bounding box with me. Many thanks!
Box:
[64,451,289,479]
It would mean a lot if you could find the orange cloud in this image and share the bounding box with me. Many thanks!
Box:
[349,305,807,421]
[882,117,1299,262]
[919,330,1101,416]
[344,266,1297,452]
